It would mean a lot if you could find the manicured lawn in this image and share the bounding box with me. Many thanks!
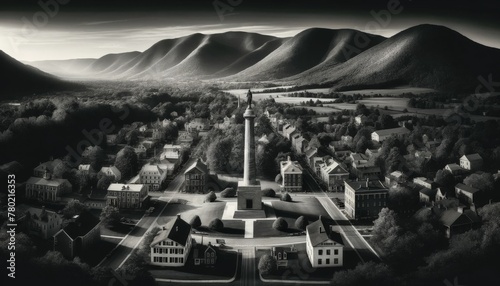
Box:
[149,249,239,280]
[197,219,245,238]
[253,219,303,238]
[272,197,331,221]
[179,201,227,226]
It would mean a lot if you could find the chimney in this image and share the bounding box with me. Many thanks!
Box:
[287,156,291,162]
[319,226,324,233]
[457,206,464,214]
[366,178,369,188]
[177,214,181,220]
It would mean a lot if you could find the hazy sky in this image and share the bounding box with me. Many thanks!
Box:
[1,0,499,61]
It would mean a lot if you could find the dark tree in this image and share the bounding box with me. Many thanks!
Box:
[62,199,89,219]
[281,192,292,202]
[115,146,138,180]
[189,215,202,229]
[220,187,236,198]
[295,216,309,230]
[100,205,121,227]
[262,188,276,197]
[205,191,217,202]
[258,254,278,275]
[209,218,224,231]
[273,217,288,231]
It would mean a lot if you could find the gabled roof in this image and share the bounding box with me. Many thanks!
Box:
[460,154,483,162]
[280,160,303,173]
[307,217,343,247]
[26,177,70,187]
[445,163,462,172]
[372,127,410,137]
[151,216,192,247]
[322,159,348,175]
[419,187,437,197]
[140,164,164,175]
[59,211,100,240]
[34,159,62,172]
[305,148,318,159]
[184,159,209,175]
[99,166,121,177]
[455,183,480,194]
[440,209,481,227]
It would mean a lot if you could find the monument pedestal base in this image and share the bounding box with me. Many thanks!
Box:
[237,181,262,210]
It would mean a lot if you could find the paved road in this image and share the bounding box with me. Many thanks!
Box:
[98,157,197,270]
[240,248,257,286]
[303,169,380,263]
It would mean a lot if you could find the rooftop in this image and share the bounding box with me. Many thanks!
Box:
[151,215,192,247]
[107,184,145,192]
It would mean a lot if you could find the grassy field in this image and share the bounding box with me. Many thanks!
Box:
[271,197,330,221]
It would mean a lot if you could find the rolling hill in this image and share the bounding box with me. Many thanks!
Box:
[0,50,82,99]
[291,24,500,92]
[26,25,500,92]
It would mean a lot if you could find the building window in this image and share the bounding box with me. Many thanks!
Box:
[326,259,330,264]
[318,259,322,265]
[334,258,339,264]
[334,249,338,255]
[326,249,330,255]
[318,249,323,255]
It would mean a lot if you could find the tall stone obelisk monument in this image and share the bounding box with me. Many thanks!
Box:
[236,90,263,212]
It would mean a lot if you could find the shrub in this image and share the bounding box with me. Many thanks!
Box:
[220,187,236,198]
[281,192,292,202]
[262,188,276,197]
[189,215,202,229]
[205,191,217,202]
[273,217,288,231]
[295,216,309,230]
[258,254,277,275]
[209,218,224,231]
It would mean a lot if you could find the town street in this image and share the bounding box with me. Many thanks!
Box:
[98,157,197,270]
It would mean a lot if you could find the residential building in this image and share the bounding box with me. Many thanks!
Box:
[354,115,372,126]
[33,159,62,177]
[98,166,122,182]
[25,172,72,202]
[282,124,298,140]
[435,187,449,202]
[271,246,297,269]
[294,136,309,154]
[177,131,194,148]
[419,188,437,203]
[184,159,209,193]
[214,116,232,130]
[78,164,93,174]
[305,148,318,167]
[438,206,481,238]
[413,177,436,189]
[306,217,344,268]
[384,171,406,186]
[106,184,148,209]
[371,127,410,143]
[319,158,349,192]
[185,118,210,133]
[139,164,167,192]
[455,183,481,205]
[17,205,63,239]
[280,157,303,192]
[459,154,483,171]
[445,163,465,176]
[344,180,388,219]
[53,212,100,259]
[349,153,381,180]
[150,215,193,267]
[193,242,217,267]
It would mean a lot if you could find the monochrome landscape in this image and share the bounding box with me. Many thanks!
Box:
[1,1,499,286]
